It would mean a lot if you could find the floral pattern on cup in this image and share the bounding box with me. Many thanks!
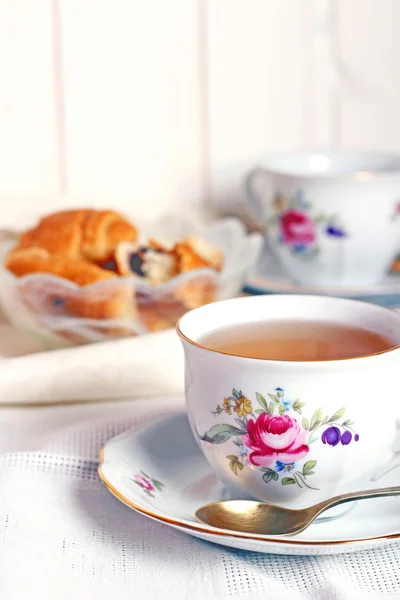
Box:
[133,470,164,498]
[202,388,358,490]
[268,190,347,258]
[391,199,400,220]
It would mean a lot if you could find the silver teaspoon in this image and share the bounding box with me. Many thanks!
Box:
[195,485,400,536]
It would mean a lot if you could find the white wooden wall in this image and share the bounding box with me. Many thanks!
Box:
[1,0,400,227]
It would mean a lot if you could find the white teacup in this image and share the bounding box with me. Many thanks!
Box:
[177,295,400,510]
[245,150,400,286]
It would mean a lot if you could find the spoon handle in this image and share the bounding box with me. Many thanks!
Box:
[313,485,400,518]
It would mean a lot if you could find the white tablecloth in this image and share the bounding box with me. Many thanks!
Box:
[1,395,400,600]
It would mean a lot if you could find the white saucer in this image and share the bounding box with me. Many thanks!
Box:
[99,412,400,556]
[243,249,400,308]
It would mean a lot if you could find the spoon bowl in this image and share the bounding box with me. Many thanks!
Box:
[195,485,400,536]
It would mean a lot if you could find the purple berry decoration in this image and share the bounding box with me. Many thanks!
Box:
[321,426,341,446]
[354,434,359,442]
[341,430,352,445]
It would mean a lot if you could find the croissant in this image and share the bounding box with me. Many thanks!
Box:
[6,246,135,321]
[17,209,137,262]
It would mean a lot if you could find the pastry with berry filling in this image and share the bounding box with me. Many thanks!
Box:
[115,241,178,284]
[115,235,222,320]
[115,235,223,281]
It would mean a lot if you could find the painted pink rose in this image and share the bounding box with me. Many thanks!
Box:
[134,474,154,492]
[280,210,315,245]
[243,414,309,467]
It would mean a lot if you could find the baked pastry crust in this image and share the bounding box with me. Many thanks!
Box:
[6,246,134,321]
[6,246,116,285]
[16,209,137,261]
[391,258,400,272]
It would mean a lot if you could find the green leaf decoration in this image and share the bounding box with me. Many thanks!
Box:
[232,388,241,400]
[310,408,323,431]
[152,480,163,492]
[282,477,296,485]
[229,460,238,476]
[226,455,238,460]
[233,437,242,446]
[260,468,279,482]
[328,408,346,423]
[255,409,267,415]
[322,416,329,425]
[268,393,280,403]
[267,402,274,416]
[342,419,354,426]
[307,431,319,444]
[292,399,304,409]
[140,470,151,479]
[303,460,317,476]
[315,213,327,224]
[302,417,309,430]
[292,406,302,415]
[256,393,268,411]
[277,390,284,398]
[279,403,286,415]
[199,424,246,444]
[237,461,244,471]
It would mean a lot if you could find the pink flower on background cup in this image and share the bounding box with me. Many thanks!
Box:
[279,210,315,246]
[243,413,309,467]
[134,474,154,492]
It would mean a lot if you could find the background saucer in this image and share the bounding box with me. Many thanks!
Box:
[243,247,400,308]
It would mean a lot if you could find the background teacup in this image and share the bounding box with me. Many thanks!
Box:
[178,295,400,510]
[245,150,400,286]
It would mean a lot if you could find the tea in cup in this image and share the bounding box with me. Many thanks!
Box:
[245,150,400,286]
[178,294,400,509]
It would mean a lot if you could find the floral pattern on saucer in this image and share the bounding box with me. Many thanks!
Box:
[268,190,347,259]
[202,388,359,490]
[133,470,164,498]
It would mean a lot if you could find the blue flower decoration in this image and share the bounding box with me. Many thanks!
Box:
[275,461,295,472]
[282,400,291,411]
[293,243,307,253]
[296,189,309,209]
[240,448,249,464]
[275,387,284,392]
[326,225,346,238]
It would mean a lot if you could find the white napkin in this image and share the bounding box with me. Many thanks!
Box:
[0,327,184,405]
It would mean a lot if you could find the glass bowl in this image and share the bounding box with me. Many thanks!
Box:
[0,218,262,348]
